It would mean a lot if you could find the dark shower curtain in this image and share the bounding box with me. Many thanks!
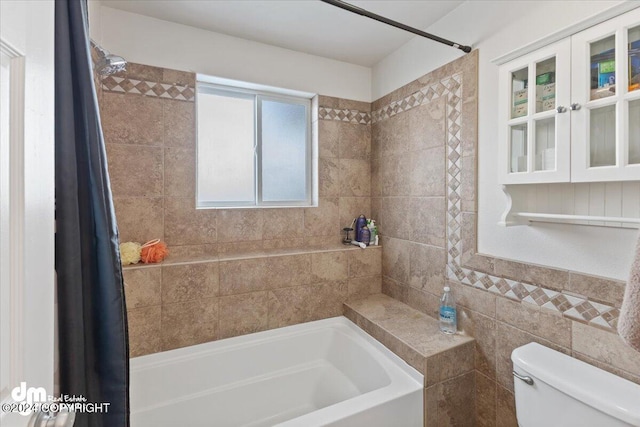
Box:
[55,1,129,426]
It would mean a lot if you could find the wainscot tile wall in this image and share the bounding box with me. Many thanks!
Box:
[123,246,381,356]
[370,50,640,426]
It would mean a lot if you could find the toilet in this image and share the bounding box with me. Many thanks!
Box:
[511,342,640,427]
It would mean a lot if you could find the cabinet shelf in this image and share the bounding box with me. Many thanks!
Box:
[499,182,640,230]
[514,212,640,227]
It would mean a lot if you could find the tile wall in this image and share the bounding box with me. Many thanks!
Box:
[99,63,380,356]
[123,247,381,356]
[99,63,372,259]
[370,50,640,426]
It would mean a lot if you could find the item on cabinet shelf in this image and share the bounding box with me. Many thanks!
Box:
[140,239,169,263]
[536,83,556,101]
[535,71,555,85]
[590,51,616,99]
[598,59,616,87]
[629,39,640,91]
[354,214,367,242]
[513,103,528,118]
[536,98,556,112]
[439,286,457,334]
[342,227,354,245]
[513,88,528,105]
[590,86,616,100]
[367,219,378,246]
[360,225,371,246]
[120,241,142,265]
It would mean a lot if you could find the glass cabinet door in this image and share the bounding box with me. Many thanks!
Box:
[571,8,640,182]
[499,39,571,184]
[533,56,558,172]
[628,25,640,166]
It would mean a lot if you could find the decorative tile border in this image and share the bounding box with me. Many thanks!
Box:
[371,77,454,123]
[101,75,195,102]
[374,72,620,331]
[318,107,371,125]
[318,76,457,126]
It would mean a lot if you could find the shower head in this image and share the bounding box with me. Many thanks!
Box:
[90,40,127,76]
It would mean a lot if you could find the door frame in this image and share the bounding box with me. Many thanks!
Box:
[0,1,55,423]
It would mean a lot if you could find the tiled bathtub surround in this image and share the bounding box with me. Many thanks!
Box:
[100,62,372,258]
[100,64,379,358]
[101,57,640,426]
[371,50,640,426]
[124,245,382,357]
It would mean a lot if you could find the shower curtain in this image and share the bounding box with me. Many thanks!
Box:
[55,1,129,426]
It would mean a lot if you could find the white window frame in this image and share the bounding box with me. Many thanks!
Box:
[196,80,313,209]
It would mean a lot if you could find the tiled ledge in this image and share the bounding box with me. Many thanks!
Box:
[344,293,475,387]
[123,243,382,269]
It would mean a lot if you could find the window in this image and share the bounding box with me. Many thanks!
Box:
[196,79,313,208]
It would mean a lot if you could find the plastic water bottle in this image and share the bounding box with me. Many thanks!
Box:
[439,286,457,334]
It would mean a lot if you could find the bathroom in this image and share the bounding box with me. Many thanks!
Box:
[1,1,640,426]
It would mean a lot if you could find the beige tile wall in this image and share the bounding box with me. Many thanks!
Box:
[100,64,372,258]
[124,247,382,356]
[99,63,381,356]
[370,50,640,426]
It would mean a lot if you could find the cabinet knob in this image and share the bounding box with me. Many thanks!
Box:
[570,103,581,111]
[556,106,567,113]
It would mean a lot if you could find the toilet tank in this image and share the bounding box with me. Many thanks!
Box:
[511,343,640,427]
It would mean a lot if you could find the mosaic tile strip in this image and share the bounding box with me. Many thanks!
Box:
[318,107,371,125]
[377,72,621,330]
[101,76,195,102]
[371,77,459,123]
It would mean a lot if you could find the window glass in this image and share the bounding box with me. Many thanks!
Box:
[261,99,308,202]
[197,90,255,204]
[196,83,312,207]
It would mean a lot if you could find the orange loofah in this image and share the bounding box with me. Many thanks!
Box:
[140,239,169,264]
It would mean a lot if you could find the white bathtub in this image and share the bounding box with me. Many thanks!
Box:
[130,316,423,427]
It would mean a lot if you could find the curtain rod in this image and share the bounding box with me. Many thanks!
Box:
[319,0,472,54]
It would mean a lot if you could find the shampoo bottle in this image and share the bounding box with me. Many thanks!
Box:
[360,225,371,246]
[355,215,367,242]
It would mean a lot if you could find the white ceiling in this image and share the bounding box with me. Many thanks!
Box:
[100,0,464,67]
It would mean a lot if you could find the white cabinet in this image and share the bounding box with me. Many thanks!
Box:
[498,39,571,184]
[499,7,640,184]
[571,8,640,182]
